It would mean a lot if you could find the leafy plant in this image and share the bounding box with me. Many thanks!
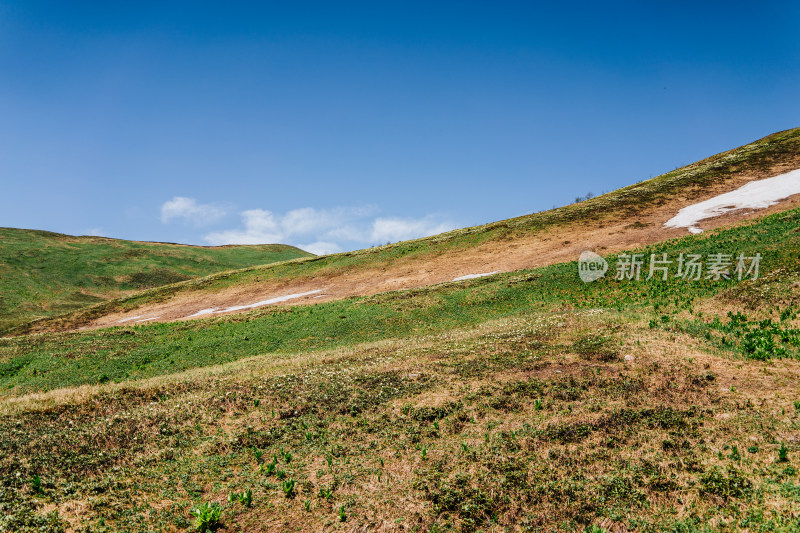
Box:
[743,328,786,360]
[30,474,43,494]
[228,489,252,508]
[282,479,296,498]
[190,502,222,532]
[729,446,741,461]
[778,443,789,463]
[252,448,263,463]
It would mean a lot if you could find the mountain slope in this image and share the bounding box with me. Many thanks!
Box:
[1,191,799,531]
[17,126,800,334]
[0,228,312,333]
[1,128,800,531]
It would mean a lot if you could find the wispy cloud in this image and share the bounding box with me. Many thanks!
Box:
[370,216,456,243]
[160,196,227,226]
[297,241,342,255]
[84,227,105,237]
[199,203,456,254]
[203,209,284,245]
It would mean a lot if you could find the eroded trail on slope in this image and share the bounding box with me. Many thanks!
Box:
[79,165,800,331]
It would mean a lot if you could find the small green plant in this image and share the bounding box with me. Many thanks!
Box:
[261,459,278,476]
[794,400,800,411]
[421,447,428,460]
[30,475,42,494]
[283,451,293,463]
[252,448,263,463]
[304,500,311,512]
[318,487,333,501]
[190,502,222,532]
[282,479,296,498]
[276,469,287,480]
[729,446,741,461]
[585,526,607,533]
[253,398,260,407]
[339,504,347,522]
[533,398,543,411]
[228,488,252,507]
[778,443,789,463]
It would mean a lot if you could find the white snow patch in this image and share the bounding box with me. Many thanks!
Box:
[117,315,143,323]
[184,308,219,318]
[452,271,500,282]
[135,317,160,323]
[181,290,324,320]
[221,290,324,313]
[665,169,800,233]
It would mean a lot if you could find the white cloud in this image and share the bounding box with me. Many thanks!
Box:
[297,241,342,255]
[279,205,379,236]
[370,217,457,243]
[204,209,283,245]
[201,203,457,253]
[281,207,327,234]
[84,227,105,237]
[160,196,227,226]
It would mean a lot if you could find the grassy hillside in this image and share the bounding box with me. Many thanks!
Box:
[18,126,800,335]
[0,204,799,531]
[0,228,312,333]
[1,128,799,531]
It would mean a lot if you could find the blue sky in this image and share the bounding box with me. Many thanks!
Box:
[1,1,798,254]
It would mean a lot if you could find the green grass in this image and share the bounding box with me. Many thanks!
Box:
[0,228,312,333]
